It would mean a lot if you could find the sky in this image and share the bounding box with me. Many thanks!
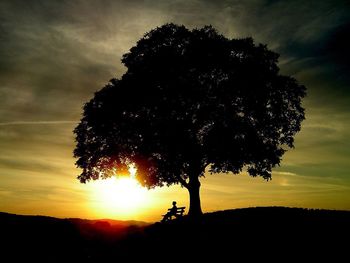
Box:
[0,0,349,222]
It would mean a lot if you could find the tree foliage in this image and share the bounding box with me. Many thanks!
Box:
[74,24,305,214]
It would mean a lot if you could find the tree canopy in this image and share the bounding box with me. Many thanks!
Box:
[74,23,306,216]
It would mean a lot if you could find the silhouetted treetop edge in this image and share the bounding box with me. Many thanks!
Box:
[74,23,306,216]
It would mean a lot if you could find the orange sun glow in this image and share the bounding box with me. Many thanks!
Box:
[88,165,150,218]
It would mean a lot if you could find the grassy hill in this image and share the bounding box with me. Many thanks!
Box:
[0,211,147,261]
[1,207,349,261]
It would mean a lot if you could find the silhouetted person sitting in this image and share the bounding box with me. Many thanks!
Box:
[162,201,178,222]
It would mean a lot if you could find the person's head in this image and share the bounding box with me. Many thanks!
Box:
[172,201,177,206]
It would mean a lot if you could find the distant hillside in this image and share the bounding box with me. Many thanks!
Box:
[1,207,349,261]
[0,212,148,261]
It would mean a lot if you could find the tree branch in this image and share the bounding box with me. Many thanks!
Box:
[177,175,189,189]
[201,162,209,173]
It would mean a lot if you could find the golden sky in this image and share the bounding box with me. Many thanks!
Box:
[0,0,350,222]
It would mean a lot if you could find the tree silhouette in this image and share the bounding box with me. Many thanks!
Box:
[74,24,306,217]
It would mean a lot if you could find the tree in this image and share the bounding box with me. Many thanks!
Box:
[74,24,306,217]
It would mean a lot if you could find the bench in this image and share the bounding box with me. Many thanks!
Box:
[161,207,186,222]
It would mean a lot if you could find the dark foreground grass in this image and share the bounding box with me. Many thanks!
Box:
[1,207,349,261]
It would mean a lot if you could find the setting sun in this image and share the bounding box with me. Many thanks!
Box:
[88,166,150,219]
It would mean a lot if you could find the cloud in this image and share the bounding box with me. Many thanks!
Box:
[0,121,76,126]
[0,0,349,123]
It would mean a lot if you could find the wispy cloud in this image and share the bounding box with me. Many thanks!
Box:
[0,121,77,126]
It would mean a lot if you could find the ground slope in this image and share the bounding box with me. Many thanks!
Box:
[1,207,349,261]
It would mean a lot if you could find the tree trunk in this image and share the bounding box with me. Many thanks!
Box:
[188,176,203,217]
